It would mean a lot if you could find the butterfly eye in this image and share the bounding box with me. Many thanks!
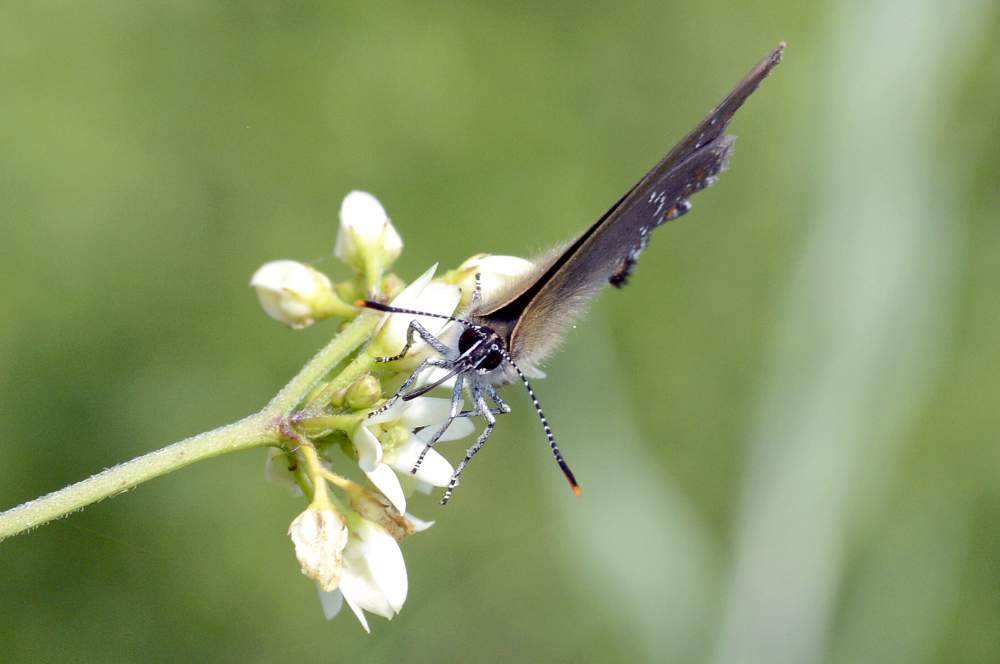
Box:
[458,327,482,354]
[479,345,504,371]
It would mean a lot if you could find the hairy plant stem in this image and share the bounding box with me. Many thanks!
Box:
[0,311,382,542]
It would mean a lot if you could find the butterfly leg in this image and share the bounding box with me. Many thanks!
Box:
[442,379,507,421]
[453,406,504,418]
[374,320,452,363]
[441,380,496,505]
[369,318,458,417]
[484,383,512,415]
[368,357,453,419]
[410,372,465,474]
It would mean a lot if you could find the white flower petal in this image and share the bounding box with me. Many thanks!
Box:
[378,265,461,354]
[414,366,458,392]
[340,535,397,619]
[415,282,462,337]
[379,265,437,348]
[442,417,475,441]
[365,464,406,513]
[340,570,393,621]
[339,581,372,633]
[410,448,454,487]
[414,416,474,443]
[352,426,383,472]
[388,264,438,309]
[395,397,452,428]
[356,521,408,614]
[317,586,345,621]
[385,437,454,487]
[414,480,434,495]
[403,513,435,533]
[367,399,407,424]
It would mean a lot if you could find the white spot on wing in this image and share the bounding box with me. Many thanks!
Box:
[651,190,667,216]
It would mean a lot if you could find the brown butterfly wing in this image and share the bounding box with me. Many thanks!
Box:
[474,43,784,366]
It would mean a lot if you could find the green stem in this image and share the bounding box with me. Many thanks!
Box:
[296,414,363,437]
[0,414,276,542]
[264,311,381,415]
[300,353,377,417]
[0,310,383,542]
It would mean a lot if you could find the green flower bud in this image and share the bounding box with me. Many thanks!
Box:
[345,374,382,410]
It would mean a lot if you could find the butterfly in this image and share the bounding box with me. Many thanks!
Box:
[361,43,785,503]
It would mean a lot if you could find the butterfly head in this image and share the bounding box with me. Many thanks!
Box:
[458,326,506,373]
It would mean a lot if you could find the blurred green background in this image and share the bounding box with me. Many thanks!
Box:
[2,1,998,662]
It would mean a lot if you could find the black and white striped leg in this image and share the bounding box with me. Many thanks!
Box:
[484,383,512,414]
[423,382,507,421]
[411,372,465,474]
[434,406,505,420]
[441,381,496,505]
[374,320,452,363]
[368,357,452,418]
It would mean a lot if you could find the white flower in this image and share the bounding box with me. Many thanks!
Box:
[288,506,349,592]
[317,518,414,632]
[250,260,336,329]
[351,397,474,513]
[335,191,403,272]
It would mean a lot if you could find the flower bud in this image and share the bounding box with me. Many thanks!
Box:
[345,374,382,410]
[250,260,341,329]
[288,506,349,591]
[335,191,403,276]
[446,253,535,305]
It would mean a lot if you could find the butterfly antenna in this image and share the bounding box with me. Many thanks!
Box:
[356,300,475,327]
[501,350,581,497]
[401,362,468,401]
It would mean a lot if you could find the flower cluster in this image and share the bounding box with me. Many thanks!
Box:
[251,191,529,631]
